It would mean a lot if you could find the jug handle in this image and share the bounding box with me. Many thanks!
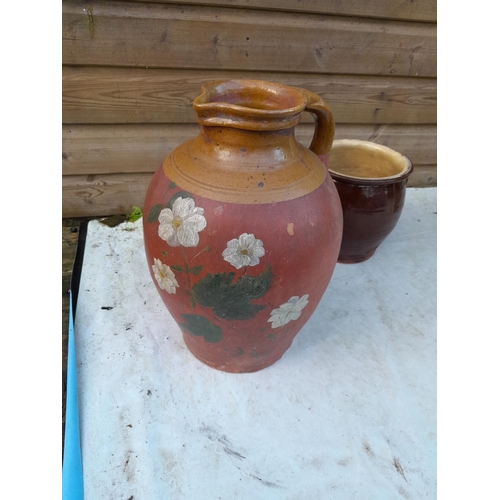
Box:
[301,89,335,169]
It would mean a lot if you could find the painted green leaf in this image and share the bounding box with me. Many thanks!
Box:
[179,314,222,343]
[170,264,203,275]
[147,204,165,223]
[189,265,204,276]
[169,181,177,189]
[192,263,273,321]
[166,190,192,210]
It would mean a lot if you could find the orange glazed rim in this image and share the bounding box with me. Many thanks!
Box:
[193,80,308,131]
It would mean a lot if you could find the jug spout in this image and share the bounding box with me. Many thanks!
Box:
[193,80,307,132]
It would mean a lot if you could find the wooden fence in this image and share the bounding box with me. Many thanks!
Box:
[62,0,437,217]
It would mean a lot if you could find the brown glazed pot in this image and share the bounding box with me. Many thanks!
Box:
[143,80,343,373]
[328,139,413,264]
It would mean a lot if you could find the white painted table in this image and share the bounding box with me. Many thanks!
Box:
[75,187,437,499]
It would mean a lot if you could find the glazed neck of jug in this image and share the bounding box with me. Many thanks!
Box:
[193,80,335,168]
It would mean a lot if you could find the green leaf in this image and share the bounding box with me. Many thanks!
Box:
[169,181,177,189]
[126,206,143,222]
[147,204,165,223]
[192,264,273,321]
[188,265,204,276]
[179,314,222,343]
[171,265,185,273]
[166,191,192,210]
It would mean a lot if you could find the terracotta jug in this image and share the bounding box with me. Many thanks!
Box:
[143,80,343,372]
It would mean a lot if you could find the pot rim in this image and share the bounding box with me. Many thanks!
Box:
[328,139,413,185]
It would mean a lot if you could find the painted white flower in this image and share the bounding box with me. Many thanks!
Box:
[222,233,265,269]
[158,197,207,247]
[152,258,179,294]
[268,294,309,329]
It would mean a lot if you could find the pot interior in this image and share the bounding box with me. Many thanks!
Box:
[329,140,411,181]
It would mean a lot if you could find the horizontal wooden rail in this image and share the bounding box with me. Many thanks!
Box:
[62,67,436,125]
[62,1,436,77]
[62,166,436,218]
[63,173,152,218]
[121,0,437,23]
[63,123,437,175]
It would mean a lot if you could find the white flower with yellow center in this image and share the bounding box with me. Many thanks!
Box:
[152,258,179,294]
[158,197,207,247]
[222,233,265,269]
[268,294,309,329]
